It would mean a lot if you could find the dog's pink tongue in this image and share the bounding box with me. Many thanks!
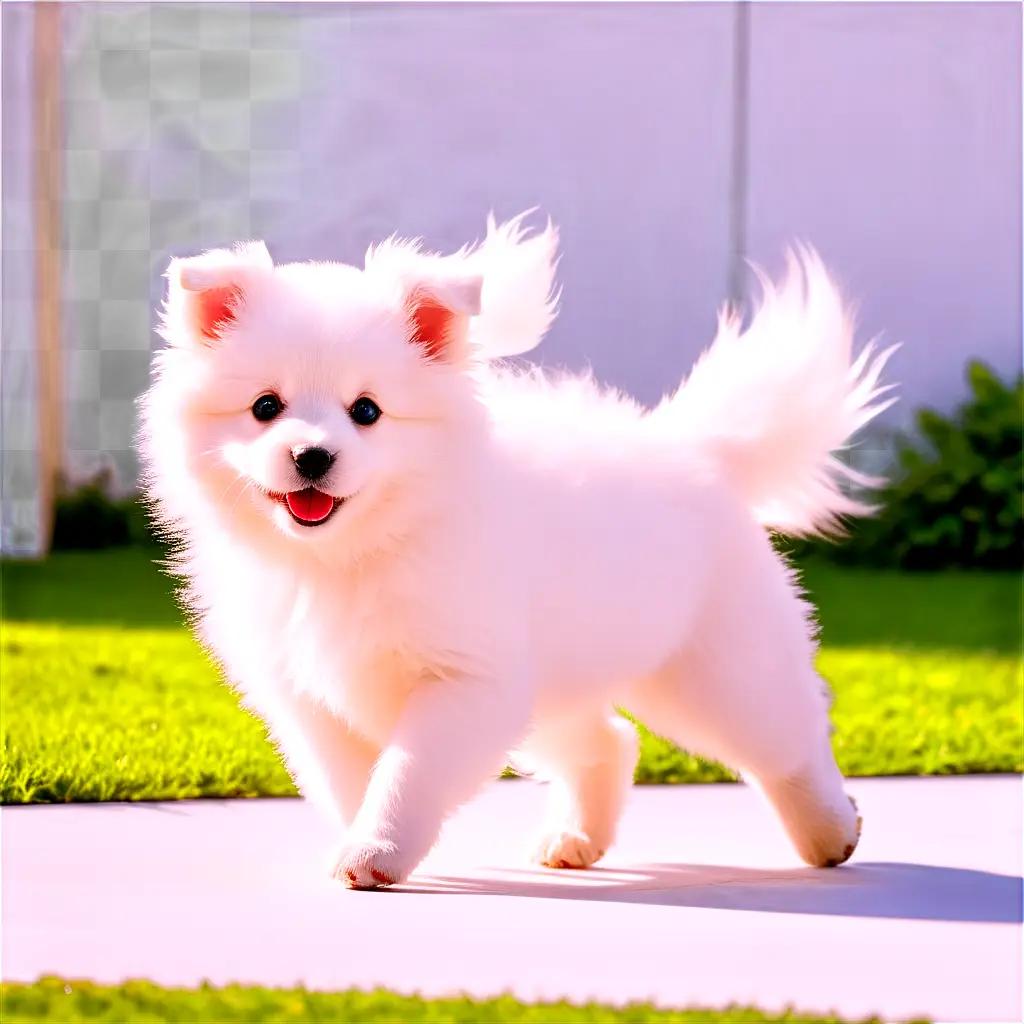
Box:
[285,488,335,523]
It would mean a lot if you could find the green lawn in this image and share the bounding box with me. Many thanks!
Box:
[0,978,914,1024]
[1,549,1020,803]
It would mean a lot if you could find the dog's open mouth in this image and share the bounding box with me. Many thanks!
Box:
[271,488,342,527]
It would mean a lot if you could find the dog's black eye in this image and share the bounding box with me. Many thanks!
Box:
[349,396,382,427]
[252,393,282,422]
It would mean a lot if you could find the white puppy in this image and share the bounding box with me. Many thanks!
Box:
[139,214,894,888]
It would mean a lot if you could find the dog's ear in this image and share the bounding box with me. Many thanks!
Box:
[466,212,560,360]
[160,241,272,347]
[364,238,483,363]
[405,274,483,361]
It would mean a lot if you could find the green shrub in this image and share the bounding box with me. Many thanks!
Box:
[51,475,157,551]
[808,360,1022,570]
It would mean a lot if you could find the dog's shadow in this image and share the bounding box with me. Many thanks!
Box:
[398,861,1021,924]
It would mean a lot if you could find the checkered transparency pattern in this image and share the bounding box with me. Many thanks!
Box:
[1,4,41,553]
[61,2,305,493]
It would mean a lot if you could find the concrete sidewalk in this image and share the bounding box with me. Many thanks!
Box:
[3,776,1021,1022]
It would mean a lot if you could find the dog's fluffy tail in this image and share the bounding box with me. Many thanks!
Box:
[655,248,897,537]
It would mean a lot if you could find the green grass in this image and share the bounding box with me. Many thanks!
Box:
[1,549,1021,802]
[0,978,914,1023]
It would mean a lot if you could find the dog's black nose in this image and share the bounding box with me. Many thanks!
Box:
[293,446,334,481]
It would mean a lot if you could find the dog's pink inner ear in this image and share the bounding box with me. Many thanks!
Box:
[407,292,457,360]
[193,284,242,341]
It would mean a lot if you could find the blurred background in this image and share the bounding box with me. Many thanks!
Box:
[1,1,1021,555]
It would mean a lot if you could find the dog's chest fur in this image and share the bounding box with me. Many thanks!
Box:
[206,545,472,742]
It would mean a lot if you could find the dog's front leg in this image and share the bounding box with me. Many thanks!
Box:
[331,675,529,888]
[257,687,380,828]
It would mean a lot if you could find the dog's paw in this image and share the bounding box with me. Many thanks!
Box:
[822,795,863,868]
[330,836,408,889]
[533,829,605,869]
[802,792,863,868]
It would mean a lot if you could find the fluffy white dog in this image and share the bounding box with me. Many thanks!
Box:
[139,214,894,888]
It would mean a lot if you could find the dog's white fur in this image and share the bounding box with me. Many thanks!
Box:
[139,214,895,887]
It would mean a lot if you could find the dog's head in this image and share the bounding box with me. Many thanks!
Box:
[140,215,558,563]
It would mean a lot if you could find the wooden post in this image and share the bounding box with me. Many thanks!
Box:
[32,1,63,553]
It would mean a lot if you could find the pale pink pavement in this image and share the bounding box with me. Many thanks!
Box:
[3,776,1021,1022]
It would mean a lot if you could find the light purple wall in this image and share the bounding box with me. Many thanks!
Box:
[282,2,1020,423]
[743,2,1022,421]
[7,2,1020,549]
[287,4,737,406]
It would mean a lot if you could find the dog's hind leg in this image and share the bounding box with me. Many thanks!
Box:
[748,733,862,867]
[625,563,861,868]
[522,709,639,869]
